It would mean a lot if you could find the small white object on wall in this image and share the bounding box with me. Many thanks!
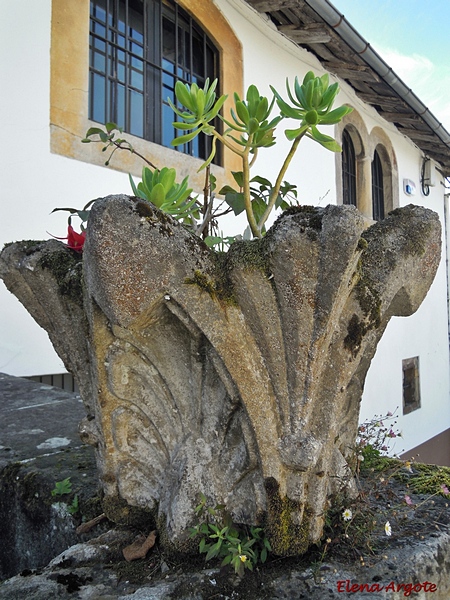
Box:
[403,179,416,196]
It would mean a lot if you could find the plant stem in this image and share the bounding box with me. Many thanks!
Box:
[242,149,260,237]
[212,128,259,236]
[115,141,158,169]
[212,130,246,158]
[258,132,305,231]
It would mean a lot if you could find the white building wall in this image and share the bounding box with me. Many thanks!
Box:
[0,0,132,376]
[1,0,449,455]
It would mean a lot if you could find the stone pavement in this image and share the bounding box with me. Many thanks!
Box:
[0,372,98,580]
[0,372,88,463]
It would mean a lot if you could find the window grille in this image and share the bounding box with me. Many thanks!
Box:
[371,149,385,221]
[89,0,219,160]
[342,129,357,206]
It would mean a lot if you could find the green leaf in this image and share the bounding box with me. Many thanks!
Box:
[159,167,177,195]
[171,129,201,146]
[140,167,154,196]
[318,82,339,111]
[251,175,272,187]
[319,105,353,124]
[204,93,228,121]
[320,73,329,92]
[309,126,342,152]
[303,78,314,110]
[172,121,199,130]
[220,115,247,133]
[204,236,224,247]
[275,97,303,120]
[303,71,315,85]
[205,540,222,561]
[235,100,250,125]
[175,80,195,111]
[232,171,244,187]
[105,122,121,133]
[293,76,306,108]
[150,182,166,207]
[129,173,139,196]
[51,477,72,497]
[248,117,259,134]
[196,87,206,116]
[84,127,106,138]
[285,123,310,141]
[223,191,245,216]
[255,96,269,122]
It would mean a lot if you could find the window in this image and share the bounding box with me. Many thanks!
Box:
[342,129,357,206]
[402,357,421,415]
[336,116,399,219]
[89,0,219,161]
[371,149,385,221]
[51,0,242,186]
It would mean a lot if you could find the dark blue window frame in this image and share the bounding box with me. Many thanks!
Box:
[342,129,357,207]
[89,0,219,161]
[371,149,385,221]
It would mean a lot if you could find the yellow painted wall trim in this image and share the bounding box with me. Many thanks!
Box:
[50,0,243,190]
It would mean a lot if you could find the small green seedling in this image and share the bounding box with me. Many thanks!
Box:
[51,477,72,497]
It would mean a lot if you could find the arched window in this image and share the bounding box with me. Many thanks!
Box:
[89,0,219,161]
[342,129,357,206]
[371,149,385,221]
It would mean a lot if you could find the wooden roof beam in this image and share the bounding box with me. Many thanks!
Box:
[398,128,438,143]
[379,111,423,123]
[278,23,332,44]
[325,63,380,82]
[246,0,299,13]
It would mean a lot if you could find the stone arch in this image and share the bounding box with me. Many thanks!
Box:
[335,109,373,219]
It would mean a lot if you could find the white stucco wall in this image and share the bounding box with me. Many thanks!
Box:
[0,0,132,376]
[1,0,449,455]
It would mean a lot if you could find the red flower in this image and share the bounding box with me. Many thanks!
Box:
[50,225,86,253]
[66,225,86,252]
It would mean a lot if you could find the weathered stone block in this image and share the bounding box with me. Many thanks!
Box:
[0,196,441,555]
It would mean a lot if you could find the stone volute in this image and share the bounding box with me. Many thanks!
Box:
[0,196,441,555]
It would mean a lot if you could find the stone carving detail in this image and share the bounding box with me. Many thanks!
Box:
[0,195,441,555]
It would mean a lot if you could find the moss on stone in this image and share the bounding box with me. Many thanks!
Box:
[184,269,217,296]
[357,237,368,251]
[38,248,83,302]
[264,477,311,556]
[184,238,271,306]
